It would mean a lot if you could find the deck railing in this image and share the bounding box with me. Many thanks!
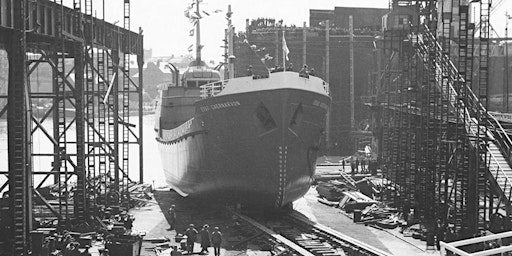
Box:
[199,75,330,99]
[200,80,228,99]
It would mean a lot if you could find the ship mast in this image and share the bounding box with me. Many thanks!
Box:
[195,0,202,64]
[227,5,234,79]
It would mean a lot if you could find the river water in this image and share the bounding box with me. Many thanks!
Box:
[0,114,167,191]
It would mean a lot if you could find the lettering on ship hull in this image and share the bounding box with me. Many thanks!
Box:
[312,99,328,111]
[200,101,241,113]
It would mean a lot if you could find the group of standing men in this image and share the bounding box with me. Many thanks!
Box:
[168,205,223,256]
[341,158,369,174]
[247,63,315,77]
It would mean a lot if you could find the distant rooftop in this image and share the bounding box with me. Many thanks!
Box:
[310,6,388,31]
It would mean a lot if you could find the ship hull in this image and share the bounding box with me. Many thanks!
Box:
[158,85,329,208]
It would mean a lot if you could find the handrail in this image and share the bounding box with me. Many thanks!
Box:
[422,24,512,139]
[199,74,330,99]
[415,25,512,201]
[421,25,512,158]
[200,80,228,99]
[487,146,512,201]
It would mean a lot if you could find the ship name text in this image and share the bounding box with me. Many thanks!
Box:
[200,101,241,112]
[312,99,328,110]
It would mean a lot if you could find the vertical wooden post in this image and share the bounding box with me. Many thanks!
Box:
[302,21,307,67]
[325,20,330,146]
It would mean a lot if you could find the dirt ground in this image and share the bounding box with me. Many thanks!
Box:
[131,186,434,256]
[132,188,277,256]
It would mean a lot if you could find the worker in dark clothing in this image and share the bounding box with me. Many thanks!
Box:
[246,65,253,76]
[63,241,80,256]
[286,62,293,71]
[355,159,360,173]
[435,219,445,250]
[170,246,183,256]
[341,160,346,171]
[200,224,211,254]
[309,68,315,76]
[211,227,222,256]
[369,160,378,175]
[185,224,198,254]
[100,249,110,256]
[167,205,176,230]
[299,64,309,78]
[123,216,133,230]
[81,245,92,256]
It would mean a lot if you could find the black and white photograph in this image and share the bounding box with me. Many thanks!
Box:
[1,0,512,255]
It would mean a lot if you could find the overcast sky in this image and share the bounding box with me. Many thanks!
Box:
[63,0,512,62]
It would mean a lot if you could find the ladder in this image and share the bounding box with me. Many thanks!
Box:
[339,171,357,189]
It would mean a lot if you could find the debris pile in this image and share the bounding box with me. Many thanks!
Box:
[355,177,387,199]
[10,179,157,256]
[313,170,453,249]
[35,176,156,209]
[315,180,350,201]
[128,183,156,208]
[29,208,144,256]
[315,175,402,229]
[338,191,378,213]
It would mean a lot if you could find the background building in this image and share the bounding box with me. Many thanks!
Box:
[235,7,388,155]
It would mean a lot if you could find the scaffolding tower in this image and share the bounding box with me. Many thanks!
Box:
[377,0,506,240]
[0,0,144,254]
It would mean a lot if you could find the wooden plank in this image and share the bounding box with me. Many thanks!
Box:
[230,210,315,256]
[290,212,393,256]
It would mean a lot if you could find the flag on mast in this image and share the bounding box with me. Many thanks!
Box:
[282,31,289,63]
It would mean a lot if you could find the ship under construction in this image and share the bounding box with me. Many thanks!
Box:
[2,0,512,255]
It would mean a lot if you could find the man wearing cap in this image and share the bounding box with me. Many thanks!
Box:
[199,224,211,254]
[286,62,294,71]
[211,227,222,256]
[246,65,253,76]
[299,64,309,78]
[185,224,198,254]
[167,204,176,230]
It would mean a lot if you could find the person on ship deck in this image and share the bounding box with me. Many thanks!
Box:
[299,64,309,78]
[286,62,293,71]
[246,65,253,76]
